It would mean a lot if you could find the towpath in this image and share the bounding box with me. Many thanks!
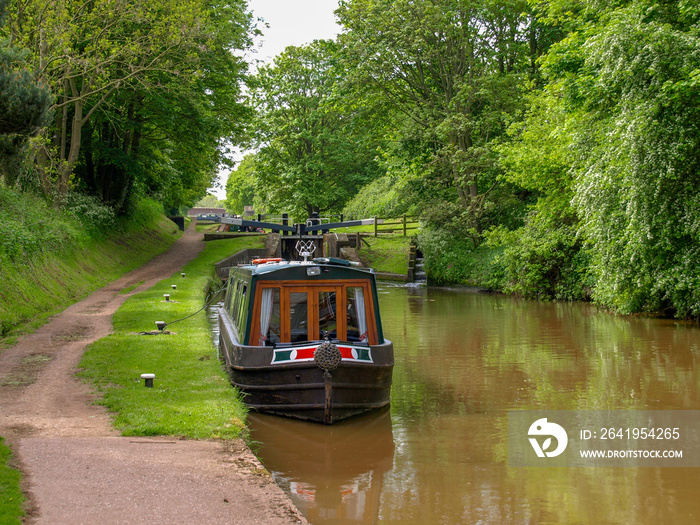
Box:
[0,223,307,524]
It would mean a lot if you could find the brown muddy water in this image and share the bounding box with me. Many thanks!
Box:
[216,283,700,524]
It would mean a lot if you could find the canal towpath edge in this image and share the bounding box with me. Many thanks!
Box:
[0,223,308,525]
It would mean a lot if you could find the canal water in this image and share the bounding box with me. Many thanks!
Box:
[216,283,700,524]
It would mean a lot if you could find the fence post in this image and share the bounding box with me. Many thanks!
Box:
[374,217,378,237]
[403,214,407,237]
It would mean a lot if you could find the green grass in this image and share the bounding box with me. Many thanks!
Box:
[0,217,180,344]
[357,236,412,275]
[332,217,419,275]
[0,437,24,524]
[195,222,221,233]
[78,236,265,439]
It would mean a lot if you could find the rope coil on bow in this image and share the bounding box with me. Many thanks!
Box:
[314,341,342,376]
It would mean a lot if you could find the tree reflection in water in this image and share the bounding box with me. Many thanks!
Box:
[242,285,700,524]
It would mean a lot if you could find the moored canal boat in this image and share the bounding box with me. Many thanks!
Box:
[217,256,394,424]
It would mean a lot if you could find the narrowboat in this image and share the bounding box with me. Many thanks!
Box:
[217,256,394,424]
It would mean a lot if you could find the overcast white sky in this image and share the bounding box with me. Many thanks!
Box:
[212,0,342,199]
[247,0,341,64]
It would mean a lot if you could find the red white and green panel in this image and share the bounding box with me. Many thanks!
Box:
[272,344,373,364]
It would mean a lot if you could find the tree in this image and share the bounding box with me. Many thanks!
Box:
[0,40,51,138]
[225,154,256,215]
[337,0,535,241]
[493,83,591,300]
[564,1,700,316]
[5,0,253,209]
[501,0,700,315]
[0,0,52,184]
[194,193,224,208]
[250,40,383,219]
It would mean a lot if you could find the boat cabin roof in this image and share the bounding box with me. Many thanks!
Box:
[238,257,374,280]
[224,257,385,346]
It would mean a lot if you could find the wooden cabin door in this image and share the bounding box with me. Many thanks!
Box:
[315,286,343,341]
[284,285,342,342]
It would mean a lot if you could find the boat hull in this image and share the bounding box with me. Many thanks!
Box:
[218,309,393,424]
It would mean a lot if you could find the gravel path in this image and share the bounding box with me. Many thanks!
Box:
[0,224,307,524]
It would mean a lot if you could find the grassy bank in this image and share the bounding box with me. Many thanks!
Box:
[0,188,181,344]
[78,236,265,439]
[357,236,412,276]
[195,222,220,233]
[0,438,23,524]
[0,217,179,342]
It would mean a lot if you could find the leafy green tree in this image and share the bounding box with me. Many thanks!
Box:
[128,0,254,213]
[0,0,52,184]
[250,40,384,220]
[501,0,700,315]
[225,154,256,215]
[4,0,253,212]
[492,82,592,299]
[564,0,700,316]
[342,174,413,220]
[0,40,51,137]
[337,0,536,242]
[194,193,224,208]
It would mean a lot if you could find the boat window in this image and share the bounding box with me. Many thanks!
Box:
[237,283,248,335]
[227,280,238,316]
[289,292,308,343]
[259,288,280,346]
[252,280,376,345]
[318,291,337,340]
[346,287,368,342]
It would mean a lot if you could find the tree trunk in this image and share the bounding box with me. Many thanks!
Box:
[57,97,84,193]
[34,140,52,197]
[60,75,69,161]
[450,132,481,240]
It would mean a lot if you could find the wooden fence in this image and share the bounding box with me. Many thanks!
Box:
[254,213,420,237]
[371,215,420,237]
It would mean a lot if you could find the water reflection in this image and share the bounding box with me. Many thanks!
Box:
[237,284,700,524]
[248,408,394,524]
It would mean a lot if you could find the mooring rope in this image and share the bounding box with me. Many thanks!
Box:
[139,281,227,335]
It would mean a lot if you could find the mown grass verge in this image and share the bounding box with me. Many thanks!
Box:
[0,437,24,524]
[195,222,220,233]
[357,236,412,275]
[78,236,265,439]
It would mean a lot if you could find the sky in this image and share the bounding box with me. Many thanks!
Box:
[247,0,341,64]
[212,1,342,199]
